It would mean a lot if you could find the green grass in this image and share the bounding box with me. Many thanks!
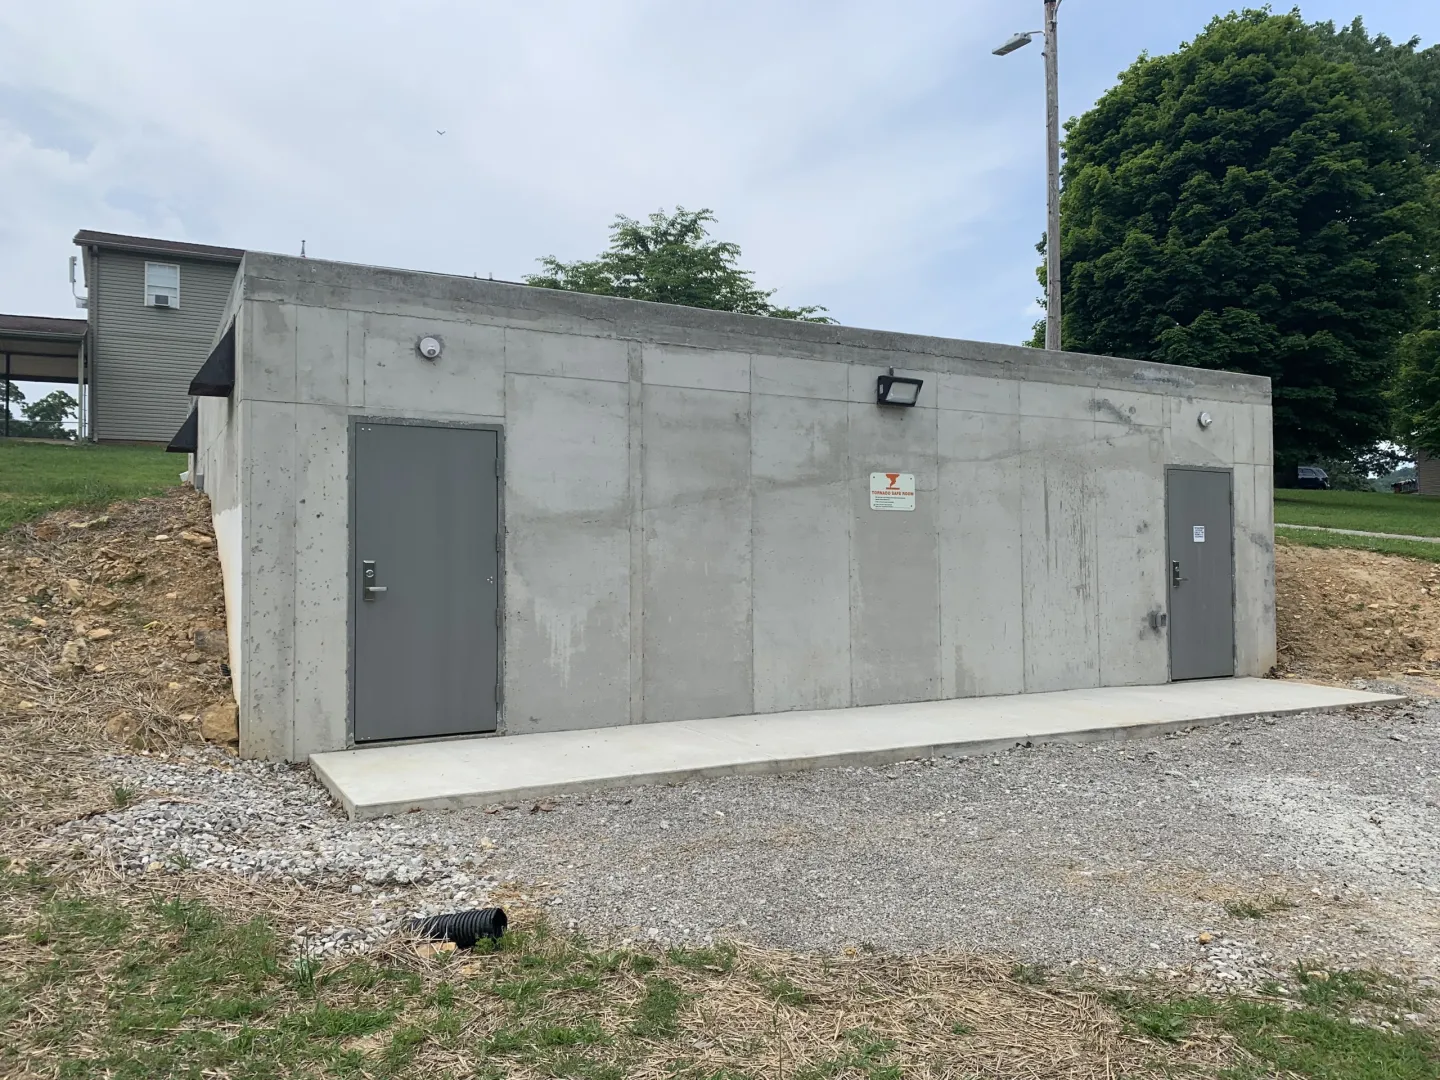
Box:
[1277,526,1440,563]
[1223,894,1299,920]
[1105,966,1438,1080]
[0,440,179,531]
[1274,488,1440,537]
[3,870,1436,1079]
[792,1029,901,1080]
[631,975,685,1038]
[1009,962,1049,986]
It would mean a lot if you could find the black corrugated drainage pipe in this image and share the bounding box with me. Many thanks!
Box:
[409,907,508,948]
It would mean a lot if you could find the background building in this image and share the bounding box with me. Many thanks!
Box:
[0,314,88,437]
[75,230,241,443]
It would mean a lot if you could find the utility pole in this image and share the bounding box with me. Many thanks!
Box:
[993,0,1064,350]
[1043,0,1061,351]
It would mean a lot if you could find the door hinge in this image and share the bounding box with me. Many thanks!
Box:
[495,606,501,628]
[495,456,501,478]
[494,681,503,706]
[495,532,501,553]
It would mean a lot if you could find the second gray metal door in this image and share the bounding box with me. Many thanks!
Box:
[353,422,500,742]
[1166,467,1235,681]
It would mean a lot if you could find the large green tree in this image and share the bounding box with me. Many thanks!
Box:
[526,207,832,322]
[1314,19,1440,460]
[1050,11,1437,468]
[1312,18,1440,168]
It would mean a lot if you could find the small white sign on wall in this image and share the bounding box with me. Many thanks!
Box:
[1193,525,1206,543]
[870,472,916,511]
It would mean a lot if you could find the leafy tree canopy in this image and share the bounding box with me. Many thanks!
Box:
[526,207,832,322]
[1052,10,1438,468]
[2,385,77,440]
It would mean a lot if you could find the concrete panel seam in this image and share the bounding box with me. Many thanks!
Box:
[287,405,299,761]
[843,412,854,707]
[627,342,644,726]
[746,387,756,716]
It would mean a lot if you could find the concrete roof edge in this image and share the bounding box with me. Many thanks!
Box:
[237,252,1272,404]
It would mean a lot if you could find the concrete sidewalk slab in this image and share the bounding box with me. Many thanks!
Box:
[1278,523,1440,543]
[310,678,1401,819]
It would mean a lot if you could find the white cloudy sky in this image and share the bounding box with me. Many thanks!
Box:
[2,0,1437,347]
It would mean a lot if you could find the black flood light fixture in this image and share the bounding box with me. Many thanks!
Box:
[876,368,923,408]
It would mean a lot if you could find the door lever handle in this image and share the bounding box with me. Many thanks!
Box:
[1171,560,1187,587]
[362,560,387,601]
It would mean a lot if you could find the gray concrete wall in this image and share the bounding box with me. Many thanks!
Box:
[222,252,1274,761]
[194,277,246,717]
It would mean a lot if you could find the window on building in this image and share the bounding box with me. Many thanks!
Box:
[144,262,180,308]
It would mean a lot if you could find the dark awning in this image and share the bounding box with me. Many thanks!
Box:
[189,322,235,396]
[167,408,198,454]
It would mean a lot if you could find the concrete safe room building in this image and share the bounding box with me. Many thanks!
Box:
[188,252,1274,763]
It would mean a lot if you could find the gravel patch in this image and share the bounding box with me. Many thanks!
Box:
[53,699,1440,992]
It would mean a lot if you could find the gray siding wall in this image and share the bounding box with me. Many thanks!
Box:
[1417,451,1440,496]
[90,251,236,442]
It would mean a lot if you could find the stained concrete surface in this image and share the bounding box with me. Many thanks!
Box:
[309,679,1397,819]
[197,252,1276,761]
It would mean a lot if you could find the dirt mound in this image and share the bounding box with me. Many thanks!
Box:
[0,488,232,844]
[1275,540,1440,681]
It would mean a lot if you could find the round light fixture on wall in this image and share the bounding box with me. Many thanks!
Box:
[1197,411,1214,429]
[417,335,443,360]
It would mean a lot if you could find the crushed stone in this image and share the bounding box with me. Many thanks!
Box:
[53,700,1440,995]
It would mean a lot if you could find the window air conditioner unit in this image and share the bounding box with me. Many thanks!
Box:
[153,294,171,307]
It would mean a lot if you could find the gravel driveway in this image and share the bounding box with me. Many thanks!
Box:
[58,696,1440,993]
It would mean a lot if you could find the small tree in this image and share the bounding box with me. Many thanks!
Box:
[2,380,27,423]
[18,391,78,440]
[526,207,832,322]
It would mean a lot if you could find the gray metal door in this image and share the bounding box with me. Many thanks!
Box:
[1166,467,1235,680]
[353,422,500,742]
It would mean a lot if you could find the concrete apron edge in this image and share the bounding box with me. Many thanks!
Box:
[311,691,1405,821]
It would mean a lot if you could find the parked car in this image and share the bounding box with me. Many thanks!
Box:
[1296,466,1330,490]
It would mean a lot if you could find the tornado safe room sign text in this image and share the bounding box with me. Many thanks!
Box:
[869,472,916,511]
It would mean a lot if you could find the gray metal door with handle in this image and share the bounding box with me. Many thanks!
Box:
[1165,467,1235,681]
[353,422,500,742]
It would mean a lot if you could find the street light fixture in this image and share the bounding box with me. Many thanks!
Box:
[991,31,1038,56]
[994,0,1063,352]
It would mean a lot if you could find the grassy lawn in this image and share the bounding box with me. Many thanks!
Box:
[0,440,180,531]
[1276,526,1440,563]
[1274,489,1440,537]
[1103,974,1438,1080]
[2,869,1435,1080]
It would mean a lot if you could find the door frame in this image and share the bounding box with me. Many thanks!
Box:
[1163,464,1236,681]
[345,415,506,748]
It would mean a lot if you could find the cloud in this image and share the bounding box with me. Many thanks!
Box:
[1,0,1056,339]
[6,0,1433,343]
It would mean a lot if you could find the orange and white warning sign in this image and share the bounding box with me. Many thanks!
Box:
[869,471,915,511]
